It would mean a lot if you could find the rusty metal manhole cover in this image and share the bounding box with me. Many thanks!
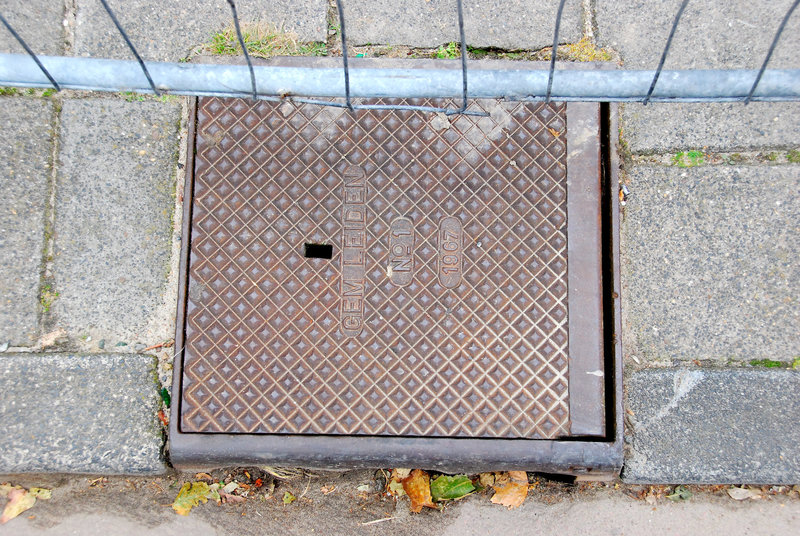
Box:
[171,92,619,471]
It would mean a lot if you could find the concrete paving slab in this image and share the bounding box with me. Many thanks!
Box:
[0,353,164,474]
[621,165,799,363]
[0,1,64,55]
[621,102,800,153]
[53,98,180,343]
[74,0,328,62]
[598,1,800,152]
[624,367,800,484]
[596,0,800,70]
[0,98,53,346]
[342,0,582,49]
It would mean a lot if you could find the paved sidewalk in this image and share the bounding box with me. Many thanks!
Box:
[1,471,799,536]
[0,99,52,346]
[342,0,582,49]
[0,0,798,486]
[74,0,328,62]
[53,98,180,343]
[0,354,162,474]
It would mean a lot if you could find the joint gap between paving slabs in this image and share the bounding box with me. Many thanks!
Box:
[622,355,800,372]
[37,95,62,346]
[583,0,597,42]
[630,148,800,167]
[63,0,77,55]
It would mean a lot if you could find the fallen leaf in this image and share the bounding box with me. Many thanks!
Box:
[478,473,495,488]
[493,472,509,487]
[157,410,169,427]
[1,489,36,524]
[28,488,51,500]
[387,480,405,497]
[386,469,411,497]
[490,471,529,510]
[206,483,221,504]
[221,492,245,504]
[430,475,475,501]
[727,487,762,501]
[392,468,412,480]
[283,491,296,505]
[402,469,436,513]
[172,482,211,516]
[0,484,17,498]
[645,493,657,505]
[667,485,692,502]
[194,473,213,481]
[356,484,371,492]
[222,482,239,494]
[320,485,336,495]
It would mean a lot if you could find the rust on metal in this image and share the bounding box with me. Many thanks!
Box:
[181,97,574,439]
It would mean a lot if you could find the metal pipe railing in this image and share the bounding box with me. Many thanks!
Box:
[0,53,798,103]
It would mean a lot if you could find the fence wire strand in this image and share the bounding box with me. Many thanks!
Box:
[545,0,568,103]
[449,0,469,115]
[0,13,60,90]
[644,0,690,105]
[226,0,257,101]
[98,0,159,95]
[334,0,354,111]
[746,0,800,104]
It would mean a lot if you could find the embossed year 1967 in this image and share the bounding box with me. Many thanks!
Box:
[438,216,463,289]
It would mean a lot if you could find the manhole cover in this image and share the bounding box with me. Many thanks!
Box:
[171,92,621,473]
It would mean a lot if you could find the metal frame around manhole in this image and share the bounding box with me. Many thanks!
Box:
[169,92,622,477]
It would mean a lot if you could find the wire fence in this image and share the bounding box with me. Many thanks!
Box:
[1,0,799,115]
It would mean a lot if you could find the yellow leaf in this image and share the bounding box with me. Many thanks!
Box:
[1,489,36,524]
[490,471,528,510]
[401,469,436,513]
[387,479,405,497]
[172,482,211,516]
[392,468,411,480]
[0,484,19,498]
[28,488,52,500]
